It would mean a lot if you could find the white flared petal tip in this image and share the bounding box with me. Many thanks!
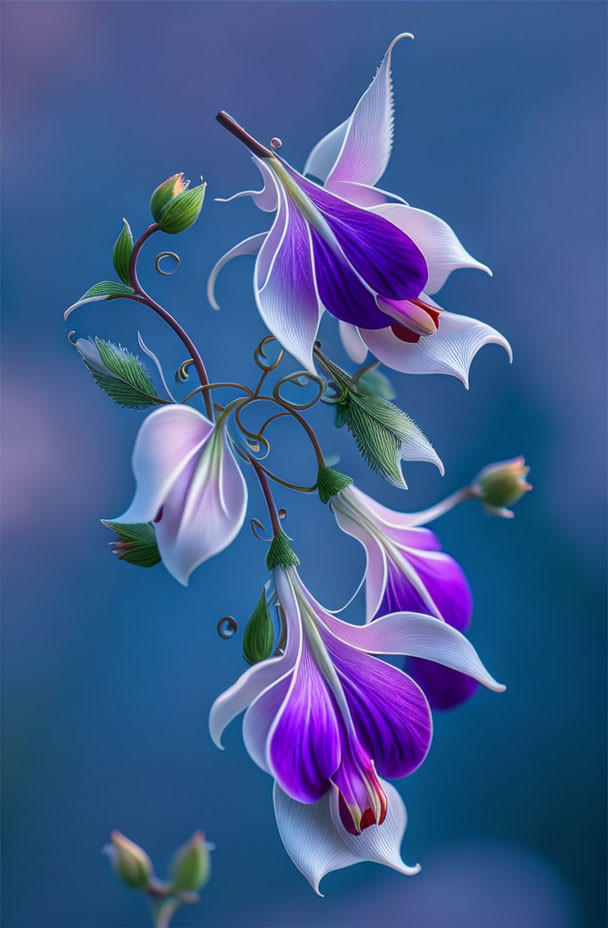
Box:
[64,294,107,320]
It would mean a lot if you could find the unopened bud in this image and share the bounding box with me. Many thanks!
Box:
[156,180,206,235]
[104,830,152,890]
[150,173,189,221]
[472,456,532,517]
[242,589,274,664]
[169,831,211,893]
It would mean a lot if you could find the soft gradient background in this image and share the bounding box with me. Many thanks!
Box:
[2,2,606,926]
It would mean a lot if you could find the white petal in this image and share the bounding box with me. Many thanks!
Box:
[243,670,294,772]
[303,119,349,185]
[372,203,492,295]
[273,785,361,896]
[154,431,248,585]
[329,780,420,878]
[321,611,506,692]
[361,310,512,387]
[207,232,267,311]
[137,332,176,402]
[331,503,387,620]
[399,427,444,476]
[274,780,419,896]
[254,189,322,372]
[338,321,368,364]
[326,34,414,190]
[110,405,213,526]
[215,156,279,212]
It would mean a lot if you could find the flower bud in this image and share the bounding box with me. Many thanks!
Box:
[150,173,189,221]
[104,830,152,890]
[155,180,207,235]
[242,589,274,664]
[472,456,532,516]
[169,831,211,893]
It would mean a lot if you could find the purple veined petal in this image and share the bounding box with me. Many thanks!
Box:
[207,232,267,311]
[331,504,388,620]
[378,549,473,632]
[303,119,349,185]
[338,321,368,364]
[372,203,492,295]
[329,779,420,877]
[215,155,279,212]
[290,167,428,302]
[154,429,248,585]
[322,631,432,779]
[266,631,342,803]
[325,34,414,190]
[317,610,506,693]
[310,227,390,329]
[360,310,513,386]
[254,188,322,372]
[110,405,214,526]
[209,610,301,750]
[405,657,480,711]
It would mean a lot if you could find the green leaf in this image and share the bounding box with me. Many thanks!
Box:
[101,520,161,567]
[79,337,165,408]
[316,466,353,504]
[266,532,300,570]
[157,183,206,234]
[79,280,135,301]
[112,220,133,285]
[242,589,275,665]
[359,367,396,400]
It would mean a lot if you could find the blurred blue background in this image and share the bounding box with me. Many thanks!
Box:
[2,2,606,926]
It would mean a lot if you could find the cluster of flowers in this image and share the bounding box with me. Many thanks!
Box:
[66,35,530,895]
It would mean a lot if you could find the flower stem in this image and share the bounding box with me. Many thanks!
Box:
[216,111,274,159]
[128,224,214,419]
[408,485,475,526]
[248,454,283,537]
[151,897,180,928]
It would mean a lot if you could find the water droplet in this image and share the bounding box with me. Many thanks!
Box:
[217,616,238,639]
[270,137,282,150]
[278,509,287,520]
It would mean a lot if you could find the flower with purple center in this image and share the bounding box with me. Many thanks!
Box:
[329,480,485,710]
[209,554,504,891]
[109,405,248,586]
[209,34,511,383]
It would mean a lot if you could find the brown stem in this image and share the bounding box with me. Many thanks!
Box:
[216,111,275,159]
[247,454,283,537]
[128,224,214,419]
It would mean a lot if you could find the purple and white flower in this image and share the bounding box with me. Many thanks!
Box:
[110,405,247,586]
[209,564,504,891]
[331,483,480,710]
[209,34,511,383]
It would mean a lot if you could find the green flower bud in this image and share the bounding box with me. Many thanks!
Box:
[473,456,532,516]
[243,589,274,664]
[156,181,206,235]
[169,831,211,893]
[316,466,353,504]
[150,173,189,221]
[105,830,152,890]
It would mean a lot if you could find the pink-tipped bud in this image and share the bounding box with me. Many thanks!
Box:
[104,830,153,890]
[473,456,532,517]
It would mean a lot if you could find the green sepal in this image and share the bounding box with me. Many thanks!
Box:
[317,466,353,504]
[157,182,206,234]
[79,280,134,301]
[102,520,161,567]
[242,589,275,665]
[81,337,164,409]
[266,532,300,570]
[112,219,133,285]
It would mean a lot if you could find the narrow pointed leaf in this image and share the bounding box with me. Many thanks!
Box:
[112,220,134,285]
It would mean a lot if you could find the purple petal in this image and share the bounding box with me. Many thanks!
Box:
[377,550,473,633]
[323,632,432,779]
[290,167,428,302]
[361,309,513,387]
[267,634,341,803]
[254,190,322,371]
[405,658,480,711]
